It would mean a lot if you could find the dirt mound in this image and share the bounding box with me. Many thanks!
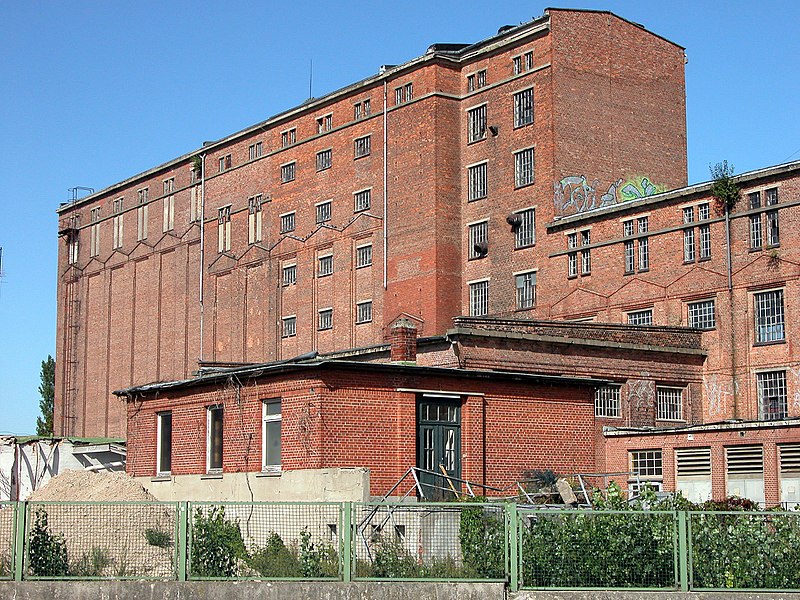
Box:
[27,469,156,502]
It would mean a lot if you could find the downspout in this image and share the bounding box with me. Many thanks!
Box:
[724,202,739,418]
[199,154,207,363]
[383,81,388,290]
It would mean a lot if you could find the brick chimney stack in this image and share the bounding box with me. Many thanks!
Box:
[390,318,418,363]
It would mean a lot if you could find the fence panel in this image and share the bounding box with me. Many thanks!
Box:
[689,511,800,591]
[187,502,341,580]
[352,502,507,581]
[517,509,678,590]
[23,501,178,579]
[0,502,14,580]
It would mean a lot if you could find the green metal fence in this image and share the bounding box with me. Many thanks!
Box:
[0,503,15,580]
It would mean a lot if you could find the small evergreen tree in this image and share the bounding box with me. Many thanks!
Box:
[36,355,55,436]
[709,160,739,210]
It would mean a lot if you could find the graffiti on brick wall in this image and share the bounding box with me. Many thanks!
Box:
[704,375,732,417]
[789,366,800,412]
[627,379,655,410]
[553,175,664,216]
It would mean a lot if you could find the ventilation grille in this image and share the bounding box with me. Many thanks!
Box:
[726,445,763,475]
[780,444,800,474]
[676,448,711,477]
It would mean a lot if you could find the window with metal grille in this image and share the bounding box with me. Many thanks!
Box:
[218,154,232,172]
[281,264,296,287]
[514,147,535,187]
[469,281,488,316]
[476,69,486,88]
[280,162,295,183]
[766,187,779,246]
[757,371,787,420]
[581,230,591,275]
[262,400,281,470]
[248,195,262,244]
[356,301,372,324]
[631,449,662,477]
[316,114,332,134]
[356,244,372,268]
[638,217,649,270]
[249,142,263,161]
[754,289,785,343]
[353,102,362,120]
[469,221,488,259]
[726,445,764,504]
[217,206,231,253]
[316,201,331,224]
[207,406,224,472]
[354,135,371,158]
[627,309,653,326]
[567,233,577,277]
[316,149,332,171]
[514,208,535,248]
[779,444,800,508]
[688,299,715,329]
[318,254,333,277]
[281,316,296,338]
[675,448,712,503]
[594,385,621,418]
[515,271,536,310]
[467,105,486,142]
[354,189,371,212]
[280,212,295,234]
[318,309,333,331]
[467,74,475,92]
[513,88,533,127]
[281,128,296,148]
[468,163,487,201]
[657,387,683,420]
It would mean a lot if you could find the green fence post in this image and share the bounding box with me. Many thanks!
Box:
[507,503,519,592]
[13,502,26,581]
[342,502,352,582]
[677,511,689,592]
[177,501,188,582]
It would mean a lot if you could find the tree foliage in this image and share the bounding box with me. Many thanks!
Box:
[36,355,55,436]
[709,160,739,211]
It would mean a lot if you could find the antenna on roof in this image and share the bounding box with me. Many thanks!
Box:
[308,59,313,101]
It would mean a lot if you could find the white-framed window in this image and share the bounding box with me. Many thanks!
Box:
[627,309,653,326]
[281,128,296,148]
[356,244,372,268]
[90,207,101,257]
[316,113,332,134]
[218,154,232,172]
[217,206,231,253]
[249,141,263,161]
[688,299,715,329]
[281,315,296,338]
[630,449,663,492]
[363,98,371,116]
[757,370,787,420]
[514,147,535,188]
[281,264,297,287]
[468,221,488,259]
[262,399,281,471]
[657,387,683,421]
[280,162,296,184]
[280,212,295,234]
[580,230,591,275]
[754,289,785,343]
[513,88,534,127]
[163,178,175,233]
[594,385,621,418]
[638,217,649,271]
[156,412,172,476]
[675,448,712,503]
[112,198,124,250]
[683,206,696,263]
[468,69,486,90]
[318,308,333,330]
[316,149,332,171]
[469,280,489,316]
[749,191,763,249]
[248,195,263,244]
[512,51,533,75]
[354,135,371,158]
[137,188,148,241]
[468,162,487,201]
[356,301,372,324]
[567,233,578,278]
[318,254,333,277]
[623,220,635,274]
[766,187,780,246]
[726,445,764,505]
[354,189,371,212]
[515,271,536,310]
[467,104,487,143]
[395,83,413,105]
[316,200,331,224]
[514,208,535,248]
[698,203,711,259]
[206,406,224,473]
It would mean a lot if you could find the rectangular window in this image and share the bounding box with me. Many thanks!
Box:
[404,83,412,101]
[318,254,333,277]
[354,189,371,212]
[757,371,787,420]
[657,387,683,421]
[249,141,263,161]
[779,444,800,508]
[683,206,695,263]
[688,299,716,329]
[754,289,785,343]
[207,406,223,473]
[281,316,296,338]
[726,445,764,505]
[363,99,371,116]
[468,162,487,201]
[163,177,174,196]
[513,88,534,128]
[395,87,404,105]
[627,309,653,326]
[162,196,174,233]
[630,449,663,491]
[513,51,533,74]
[514,148,535,188]
[353,102,362,120]
[675,448,712,503]
[469,281,489,317]
[190,186,202,223]
[581,230,591,275]
[262,400,281,471]
[280,212,295,234]
[112,198,124,250]
[281,128,296,148]
[137,188,148,241]
[624,240,635,274]
[316,114,332,133]
[356,301,373,324]
[157,412,172,475]
[280,162,296,184]
[467,105,487,143]
[218,154,232,172]
[318,309,333,331]
[595,385,621,418]
[638,217,649,271]
[469,221,488,260]
[68,233,79,265]
[514,208,535,248]
[281,264,297,287]
[354,135,371,158]
[467,74,475,92]
[567,233,578,278]
[749,191,762,249]
[515,271,536,310]
[476,69,486,89]
[217,206,231,253]
[698,203,711,259]
[316,200,331,224]
[356,244,372,268]
[248,195,262,244]
[513,56,522,75]
[90,207,101,257]
[766,187,779,246]
[524,51,533,70]
[316,149,332,171]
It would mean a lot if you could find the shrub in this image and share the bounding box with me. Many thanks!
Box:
[27,509,69,577]
[190,506,247,577]
[144,527,172,549]
[71,547,112,577]
[459,499,505,578]
[247,532,301,578]
[299,528,338,578]
[370,536,419,578]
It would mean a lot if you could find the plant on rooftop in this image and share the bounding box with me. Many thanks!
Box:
[710,160,739,211]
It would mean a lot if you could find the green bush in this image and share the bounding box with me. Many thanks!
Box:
[247,532,301,577]
[71,547,112,577]
[144,527,172,549]
[459,499,505,578]
[190,506,247,577]
[299,528,339,578]
[27,509,69,577]
[370,537,419,578]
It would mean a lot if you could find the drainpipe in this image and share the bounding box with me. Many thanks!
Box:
[199,154,207,363]
[383,81,388,290]
[724,202,739,418]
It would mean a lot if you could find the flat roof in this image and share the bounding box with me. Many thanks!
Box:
[604,417,800,437]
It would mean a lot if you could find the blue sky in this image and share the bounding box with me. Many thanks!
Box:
[0,1,798,435]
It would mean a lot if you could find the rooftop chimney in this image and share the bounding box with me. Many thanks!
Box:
[390,318,418,363]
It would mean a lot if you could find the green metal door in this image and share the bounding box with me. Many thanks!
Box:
[417,395,461,500]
